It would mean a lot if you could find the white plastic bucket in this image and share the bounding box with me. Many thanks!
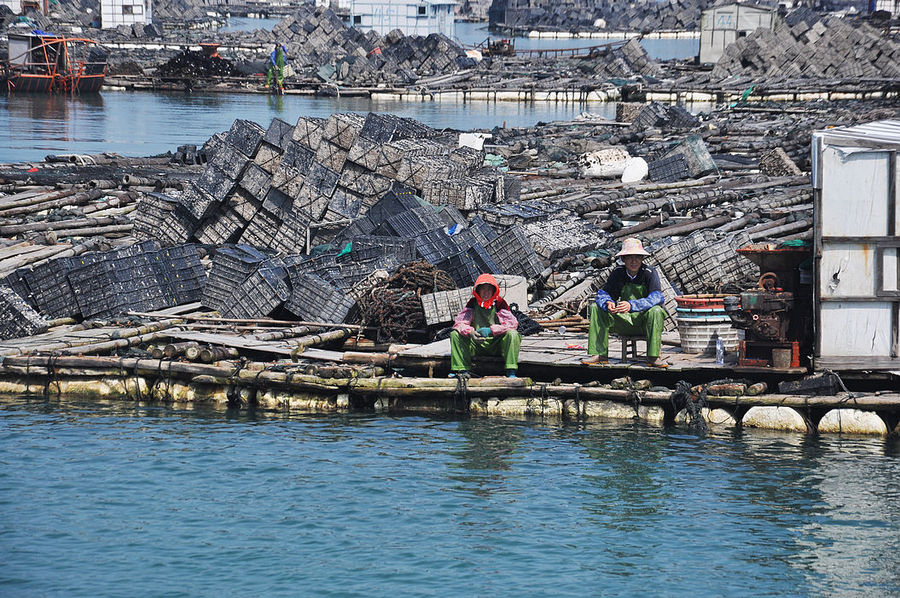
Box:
[676,317,741,354]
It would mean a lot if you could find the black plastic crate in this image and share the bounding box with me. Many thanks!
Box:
[307,162,340,197]
[414,228,461,264]
[486,225,543,279]
[24,257,77,318]
[647,154,691,183]
[365,183,422,227]
[436,251,480,287]
[468,216,499,246]
[1,269,33,308]
[373,206,444,239]
[196,165,237,201]
[238,163,272,200]
[264,117,295,150]
[0,285,47,340]
[202,245,269,310]
[225,119,266,158]
[280,140,316,173]
[221,266,290,319]
[335,235,416,265]
[285,271,355,323]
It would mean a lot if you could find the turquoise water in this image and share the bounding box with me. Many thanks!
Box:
[2,396,899,596]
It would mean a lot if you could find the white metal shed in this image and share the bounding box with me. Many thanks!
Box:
[812,120,900,371]
[699,3,777,64]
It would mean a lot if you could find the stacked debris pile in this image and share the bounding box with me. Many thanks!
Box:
[586,39,660,80]
[156,50,243,79]
[489,0,715,32]
[272,6,469,86]
[134,112,519,257]
[0,241,205,322]
[709,12,900,82]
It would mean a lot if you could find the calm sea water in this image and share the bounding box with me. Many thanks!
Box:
[2,396,899,596]
[0,92,620,163]
[0,19,701,164]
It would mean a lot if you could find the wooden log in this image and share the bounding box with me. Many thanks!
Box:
[200,346,240,363]
[610,213,669,238]
[756,219,812,240]
[164,341,199,358]
[0,186,54,206]
[642,212,732,240]
[0,216,125,236]
[56,331,170,355]
[0,187,79,210]
[127,311,373,330]
[50,224,133,238]
[0,243,74,275]
[185,345,203,361]
[0,189,105,217]
[291,329,353,358]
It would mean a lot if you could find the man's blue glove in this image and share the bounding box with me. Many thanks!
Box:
[477,327,492,338]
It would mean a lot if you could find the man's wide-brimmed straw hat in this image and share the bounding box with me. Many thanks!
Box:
[616,238,651,257]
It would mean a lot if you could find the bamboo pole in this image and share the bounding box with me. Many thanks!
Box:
[14,319,182,355]
[127,312,373,330]
[0,187,79,210]
[50,224,133,238]
[290,329,353,357]
[641,212,733,240]
[0,216,125,236]
[0,244,74,274]
[0,189,105,217]
[55,331,170,355]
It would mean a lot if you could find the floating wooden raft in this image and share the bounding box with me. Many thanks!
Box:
[0,354,898,435]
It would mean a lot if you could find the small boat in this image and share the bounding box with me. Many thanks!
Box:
[2,31,109,93]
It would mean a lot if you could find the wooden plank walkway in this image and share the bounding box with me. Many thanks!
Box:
[399,331,807,376]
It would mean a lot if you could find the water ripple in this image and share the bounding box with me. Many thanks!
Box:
[1,397,899,596]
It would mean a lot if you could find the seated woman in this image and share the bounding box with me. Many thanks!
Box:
[582,238,667,368]
[450,274,521,378]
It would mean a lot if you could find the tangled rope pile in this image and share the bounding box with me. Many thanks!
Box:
[357,261,457,342]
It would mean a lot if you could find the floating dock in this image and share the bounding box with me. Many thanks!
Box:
[0,308,897,436]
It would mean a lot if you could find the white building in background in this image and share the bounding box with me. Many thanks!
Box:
[1,0,47,13]
[340,0,457,37]
[699,3,777,64]
[101,0,152,29]
[873,0,899,16]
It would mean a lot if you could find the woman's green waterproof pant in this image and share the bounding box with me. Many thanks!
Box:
[450,330,521,372]
[587,304,665,358]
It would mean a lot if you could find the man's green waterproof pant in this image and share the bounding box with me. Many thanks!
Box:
[587,304,665,358]
[450,330,521,372]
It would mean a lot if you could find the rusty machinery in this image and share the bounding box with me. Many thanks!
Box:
[725,245,812,369]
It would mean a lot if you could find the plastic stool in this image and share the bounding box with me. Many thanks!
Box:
[617,335,643,360]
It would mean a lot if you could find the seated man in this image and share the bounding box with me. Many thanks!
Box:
[450,273,521,378]
[582,238,667,367]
